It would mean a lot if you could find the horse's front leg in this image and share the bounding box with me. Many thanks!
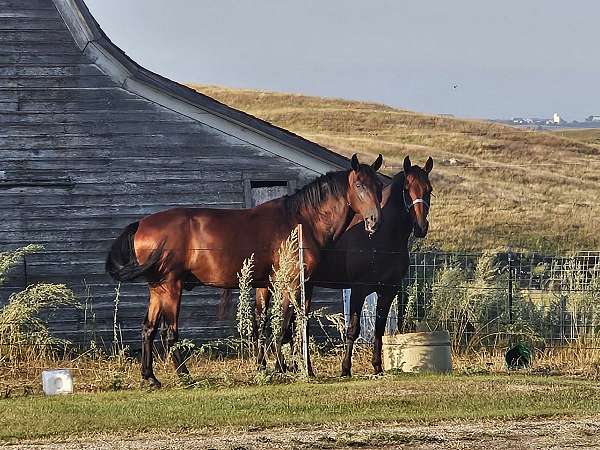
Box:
[289,284,314,376]
[274,296,293,373]
[372,287,396,375]
[160,279,188,378]
[254,287,271,370]
[341,287,367,377]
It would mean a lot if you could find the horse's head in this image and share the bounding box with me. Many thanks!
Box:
[402,155,433,238]
[348,153,384,235]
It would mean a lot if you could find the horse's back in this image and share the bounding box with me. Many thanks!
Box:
[135,203,292,287]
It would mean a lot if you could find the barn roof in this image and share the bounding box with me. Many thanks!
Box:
[51,0,353,174]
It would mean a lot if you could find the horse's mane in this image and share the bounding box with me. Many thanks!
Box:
[284,170,350,218]
[390,171,406,201]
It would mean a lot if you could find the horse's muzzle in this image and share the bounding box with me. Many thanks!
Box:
[364,211,381,236]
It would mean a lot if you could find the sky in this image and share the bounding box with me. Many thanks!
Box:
[86,1,599,120]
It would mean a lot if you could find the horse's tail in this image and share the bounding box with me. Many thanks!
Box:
[217,289,233,320]
[105,222,164,283]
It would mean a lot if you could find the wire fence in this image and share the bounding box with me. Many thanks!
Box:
[353,250,600,350]
[3,247,600,354]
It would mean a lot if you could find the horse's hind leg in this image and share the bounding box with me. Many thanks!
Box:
[159,279,189,377]
[141,288,162,388]
[372,287,396,375]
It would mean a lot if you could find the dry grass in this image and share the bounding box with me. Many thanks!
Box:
[189,84,600,253]
[452,344,600,378]
[553,128,600,149]
[0,344,375,396]
[4,342,600,397]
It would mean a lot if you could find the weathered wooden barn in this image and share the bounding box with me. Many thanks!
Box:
[1,0,353,348]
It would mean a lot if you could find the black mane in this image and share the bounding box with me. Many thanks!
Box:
[284,170,350,218]
[390,171,406,200]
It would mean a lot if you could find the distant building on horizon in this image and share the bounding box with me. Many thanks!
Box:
[552,112,563,124]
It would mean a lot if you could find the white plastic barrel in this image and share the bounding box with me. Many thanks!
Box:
[382,331,452,373]
[41,369,73,395]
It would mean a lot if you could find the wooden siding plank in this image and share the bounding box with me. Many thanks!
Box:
[2,204,246,219]
[13,98,157,112]
[0,41,80,53]
[0,192,244,207]
[0,54,88,64]
[0,131,247,149]
[0,64,105,76]
[0,76,117,89]
[0,10,60,20]
[0,111,193,124]
[0,30,73,43]
[0,230,139,244]
[0,146,251,160]
[0,18,68,31]
[0,120,213,136]
[1,170,246,183]
[0,0,56,9]
[0,179,244,195]
[0,156,294,170]
[0,134,234,149]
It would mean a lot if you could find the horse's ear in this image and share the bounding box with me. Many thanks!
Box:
[403,155,411,173]
[351,154,360,172]
[424,157,433,174]
[371,154,383,171]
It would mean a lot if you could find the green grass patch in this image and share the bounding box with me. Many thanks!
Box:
[2,374,599,441]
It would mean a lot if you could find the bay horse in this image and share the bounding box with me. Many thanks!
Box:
[105,154,383,387]
[221,155,433,376]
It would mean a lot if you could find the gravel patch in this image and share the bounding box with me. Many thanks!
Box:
[4,417,600,449]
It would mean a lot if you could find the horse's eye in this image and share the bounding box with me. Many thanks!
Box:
[355,183,362,189]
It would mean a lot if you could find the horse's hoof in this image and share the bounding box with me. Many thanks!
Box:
[178,373,195,387]
[340,367,352,377]
[372,366,384,376]
[177,367,190,378]
[141,376,162,389]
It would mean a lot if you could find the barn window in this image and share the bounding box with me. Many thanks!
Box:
[244,179,295,207]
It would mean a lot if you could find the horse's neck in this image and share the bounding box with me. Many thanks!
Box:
[386,183,413,236]
[298,196,353,247]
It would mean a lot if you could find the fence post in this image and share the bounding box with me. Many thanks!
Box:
[296,223,309,376]
[507,249,513,324]
[23,254,28,288]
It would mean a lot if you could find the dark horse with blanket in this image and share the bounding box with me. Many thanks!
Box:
[105,154,383,387]
[220,155,433,376]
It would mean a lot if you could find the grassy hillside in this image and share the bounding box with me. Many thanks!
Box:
[189,85,600,253]
[553,128,600,149]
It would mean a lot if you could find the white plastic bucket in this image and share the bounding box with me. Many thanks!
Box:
[41,369,73,395]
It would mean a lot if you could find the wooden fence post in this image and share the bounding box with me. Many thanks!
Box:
[296,223,309,376]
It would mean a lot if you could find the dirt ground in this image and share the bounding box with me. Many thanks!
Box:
[4,417,600,450]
